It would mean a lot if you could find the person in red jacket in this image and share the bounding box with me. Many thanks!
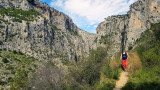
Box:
[120,49,128,71]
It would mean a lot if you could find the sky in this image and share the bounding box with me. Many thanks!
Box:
[39,0,137,33]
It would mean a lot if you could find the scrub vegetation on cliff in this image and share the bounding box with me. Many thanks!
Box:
[0,49,38,90]
[0,9,39,23]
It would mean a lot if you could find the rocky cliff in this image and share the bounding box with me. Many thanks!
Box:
[96,0,160,57]
[1,0,160,61]
[0,0,97,61]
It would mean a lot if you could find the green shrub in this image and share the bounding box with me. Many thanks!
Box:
[94,37,97,43]
[50,24,60,31]
[2,58,9,63]
[27,0,33,3]
[18,51,23,55]
[0,18,8,23]
[69,47,109,87]
[103,64,119,80]
[0,9,39,22]
[69,30,78,36]
[0,41,3,45]
[13,50,17,54]
[8,77,13,82]
[0,80,7,85]
[0,25,5,28]
[99,34,110,44]
[11,70,28,89]
[7,65,14,70]
[128,46,133,51]
[96,81,115,90]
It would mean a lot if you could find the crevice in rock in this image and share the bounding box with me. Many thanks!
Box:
[121,21,127,51]
[5,25,8,42]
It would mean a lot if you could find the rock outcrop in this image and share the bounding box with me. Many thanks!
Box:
[96,0,160,57]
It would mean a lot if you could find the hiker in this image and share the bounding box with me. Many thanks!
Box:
[120,49,128,71]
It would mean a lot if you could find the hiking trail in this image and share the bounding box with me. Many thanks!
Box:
[113,71,128,90]
[113,52,142,90]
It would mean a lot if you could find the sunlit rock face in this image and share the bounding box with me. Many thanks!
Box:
[96,0,160,57]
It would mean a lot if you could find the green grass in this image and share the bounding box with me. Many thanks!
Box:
[0,49,38,89]
[123,23,160,90]
[0,9,39,22]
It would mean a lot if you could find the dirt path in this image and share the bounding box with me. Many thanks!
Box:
[113,52,142,90]
[113,71,129,90]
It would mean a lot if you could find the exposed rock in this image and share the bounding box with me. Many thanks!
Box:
[0,0,97,62]
[96,0,160,57]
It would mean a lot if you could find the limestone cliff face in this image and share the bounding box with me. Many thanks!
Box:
[96,0,160,57]
[1,0,160,61]
[0,0,97,61]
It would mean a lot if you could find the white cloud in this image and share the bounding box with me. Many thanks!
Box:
[51,0,137,24]
[94,25,97,28]
[50,0,63,7]
[50,0,137,33]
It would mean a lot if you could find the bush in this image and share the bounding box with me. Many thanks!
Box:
[18,51,23,55]
[0,41,3,45]
[8,77,13,82]
[68,47,111,88]
[0,25,5,28]
[69,30,78,36]
[2,58,9,63]
[99,34,110,44]
[11,70,28,89]
[0,80,7,85]
[7,65,14,70]
[103,64,119,80]
[29,62,65,90]
[13,50,17,54]
[128,46,133,51]
[27,0,33,3]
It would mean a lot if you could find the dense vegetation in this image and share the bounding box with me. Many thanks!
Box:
[64,47,121,90]
[0,9,39,23]
[0,49,38,89]
[123,23,160,90]
[0,49,67,90]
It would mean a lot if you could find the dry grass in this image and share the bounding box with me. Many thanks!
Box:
[128,51,142,73]
[110,55,121,69]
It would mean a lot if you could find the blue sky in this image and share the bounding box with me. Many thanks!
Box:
[39,0,137,33]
